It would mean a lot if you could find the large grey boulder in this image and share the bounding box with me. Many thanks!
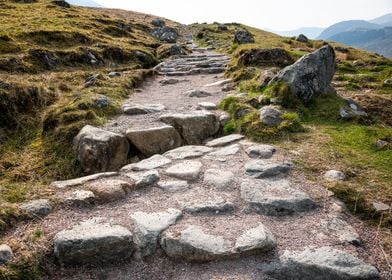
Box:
[151,27,178,43]
[160,112,220,145]
[238,48,294,67]
[131,209,182,257]
[54,221,134,264]
[126,125,182,157]
[234,30,255,44]
[262,247,380,280]
[73,125,129,174]
[269,45,336,102]
[259,105,283,126]
[241,179,316,216]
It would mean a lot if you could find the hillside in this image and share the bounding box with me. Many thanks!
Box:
[0,0,182,232]
[274,27,324,39]
[329,26,392,57]
[0,2,391,279]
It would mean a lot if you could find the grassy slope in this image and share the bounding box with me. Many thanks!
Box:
[192,22,391,253]
[0,0,182,232]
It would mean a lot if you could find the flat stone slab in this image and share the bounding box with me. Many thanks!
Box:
[241,179,316,216]
[206,134,245,147]
[324,170,346,182]
[203,169,234,190]
[0,244,13,264]
[20,199,52,218]
[122,104,166,115]
[52,172,118,189]
[160,225,232,261]
[126,125,182,157]
[54,221,134,264]
[65,190,95,206]
[207,144,240,157]
[157,180,190,192]
[234,223,276,253]
[262,247,380,280]
[320,217,361,245]
[164,145,213,159]
[131,209,182,257]
[204,79,232,87]
[197,102,217,110]
[124,155,172,171]
[245,145,276,159]
[124,170,160,188]
[186,90,212,97]
[245,160,292,178]
[165,161,203,181]
[87,179,132,203]
[179,196,235,214]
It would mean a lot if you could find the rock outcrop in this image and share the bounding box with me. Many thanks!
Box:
[269,45,336,102]
[238,48,294,67]
[234,30,255,44]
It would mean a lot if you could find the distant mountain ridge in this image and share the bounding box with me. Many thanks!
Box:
[67,0,103,7]
[274,27,324,39]
[316,20,381,39]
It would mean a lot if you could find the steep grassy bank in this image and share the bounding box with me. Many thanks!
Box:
[0,0,182,232]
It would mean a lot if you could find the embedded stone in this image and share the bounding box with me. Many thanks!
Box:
[165,161,203,181]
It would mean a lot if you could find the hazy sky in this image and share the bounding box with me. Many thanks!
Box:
[95,0,391,30]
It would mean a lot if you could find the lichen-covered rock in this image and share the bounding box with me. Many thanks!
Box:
[269,45,336,102]
[131,209,182,257]
[20,199,52,218]
[54,221,134,264]
[234,30,255,44]
[259,105,283,126]
[73,125,129,174]
[262,247,380,280]
[151,26,178,43]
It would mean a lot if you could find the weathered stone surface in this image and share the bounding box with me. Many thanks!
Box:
[160,112,220,145]
[151,18,165,27]
[165,161,202,181]
[241,179,316,215]
[186,89,212,97]
[126,125,182,157]
[124,155,172,171]
[296,34,309,42]
[122,104,166,115]
[245,145,276,159]
[131,209,182,257]
[206,134,245,147]
[269,45,336,102]
[257,68,279,87]
[324,170,346,182]
[238,48,294,67]
[197,102,217,110]
[158,180,190,192]
[160,225,232,261]
[51,172,118,189]
[0,244,13,264]
[73,125,129,174]
[87,179,133,202]
[320,217,361,245]
[204,79,232,87]
[204,169,234,190]
[159,78,180,85]
[151,26,178,43]
[245,160,292,178]
[234,30,255,44]
[164,145,213,159]
[372,201,390,212]
[124,170,160,188]
[234,223,276,253]
[262,247,380,280]
[180,196,235,214]
[207,144,240,157]
[20,199,52,218]
[259,105,283,126]
[65,190,95,206]
[54,221,134,264]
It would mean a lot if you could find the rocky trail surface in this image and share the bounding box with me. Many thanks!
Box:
[1,42,389,279]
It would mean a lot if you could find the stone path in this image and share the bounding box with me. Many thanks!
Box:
[1,41,388,279]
